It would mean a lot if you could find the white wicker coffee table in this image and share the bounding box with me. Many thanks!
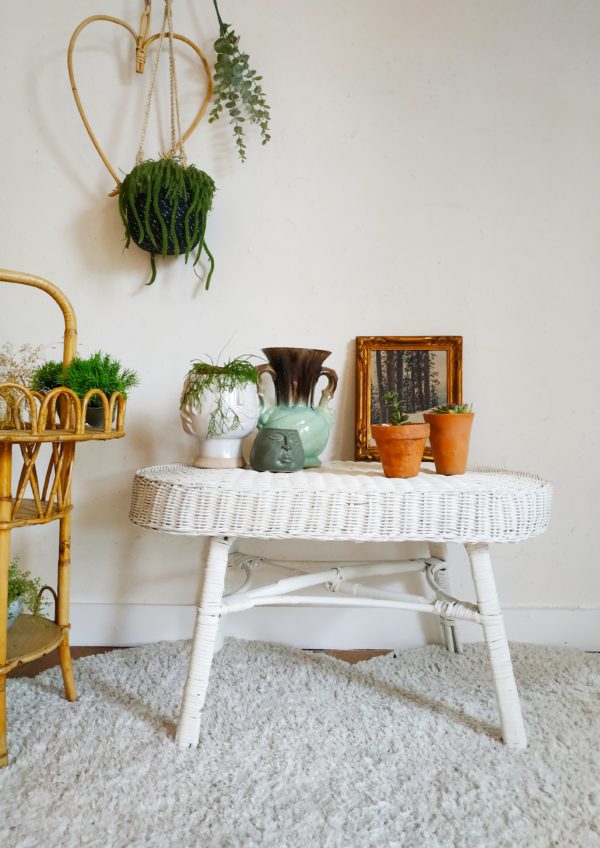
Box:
[130,461,552,751]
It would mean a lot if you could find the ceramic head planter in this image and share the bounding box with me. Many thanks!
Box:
[249,428,304,473]
[180,359,260,468]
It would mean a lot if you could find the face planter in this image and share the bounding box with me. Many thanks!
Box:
[250,428,305,473]
[180,381,260,469]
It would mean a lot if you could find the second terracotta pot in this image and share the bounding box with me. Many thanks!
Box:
[372,423,430,478]
[423,412,474,475]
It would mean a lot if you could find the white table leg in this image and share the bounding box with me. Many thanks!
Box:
[176,535,231,750]
[466,542,527,749]
[434,566,463,655]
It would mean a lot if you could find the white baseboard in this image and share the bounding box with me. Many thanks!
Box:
[70,603,600,651]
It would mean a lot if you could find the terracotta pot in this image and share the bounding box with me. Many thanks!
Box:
[372,423,430,478]
[423,412,474,475]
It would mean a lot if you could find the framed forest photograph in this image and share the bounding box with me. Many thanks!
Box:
[355,336,463,462]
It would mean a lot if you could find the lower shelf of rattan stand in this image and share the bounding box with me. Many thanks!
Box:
[0,498,72,530]
[2,614,66,674]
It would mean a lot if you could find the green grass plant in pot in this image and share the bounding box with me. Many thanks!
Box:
[31,352,139,429]
[423,403,474,475]
[180,357,260,468]
[30,360,64,394]
[371,391,430,478]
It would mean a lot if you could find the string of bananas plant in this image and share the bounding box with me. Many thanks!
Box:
[119,157,216,286]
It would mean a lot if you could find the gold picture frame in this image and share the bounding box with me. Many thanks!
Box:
[355,336,463,462]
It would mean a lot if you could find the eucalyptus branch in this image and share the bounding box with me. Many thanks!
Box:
[209,0,271,162]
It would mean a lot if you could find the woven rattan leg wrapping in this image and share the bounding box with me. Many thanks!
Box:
[466,542,527,749]
[176,535,230,750]
[434,564,463,655]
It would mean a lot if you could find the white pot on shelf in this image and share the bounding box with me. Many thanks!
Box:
[180,381,260,468]
[7,597,23,629]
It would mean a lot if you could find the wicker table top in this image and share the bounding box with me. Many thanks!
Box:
[130,461,552,544]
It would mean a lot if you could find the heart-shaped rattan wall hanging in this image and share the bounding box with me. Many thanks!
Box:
[68,0,216,287]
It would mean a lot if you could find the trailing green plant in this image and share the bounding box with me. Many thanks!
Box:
[181,357,258,436]
[63,352,139,407]
[382,391,409,425]
[8,556,47,615]
[30,360,63,394]
[209,0,271,162]
[119,157,216,286]
[429,403,473,414]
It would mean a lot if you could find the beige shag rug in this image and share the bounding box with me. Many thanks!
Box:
[1,639,599,847]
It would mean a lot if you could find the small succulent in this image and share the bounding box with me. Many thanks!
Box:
[382,391,409,425]
[430,403,473,414]
[209,0,271,162]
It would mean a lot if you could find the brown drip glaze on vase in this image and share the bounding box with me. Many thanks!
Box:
[260,348,335,406]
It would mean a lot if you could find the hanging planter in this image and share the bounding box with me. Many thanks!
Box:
[119,157,215,286]
[68,0,216,288]
[121,0,216,286]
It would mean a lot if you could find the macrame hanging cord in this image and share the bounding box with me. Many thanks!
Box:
[136,0,187,165]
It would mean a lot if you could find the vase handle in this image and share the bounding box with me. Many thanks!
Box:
[257,363,276,411]
[318,367,338,406]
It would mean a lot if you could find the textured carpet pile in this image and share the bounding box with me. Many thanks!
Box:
[1,639,599,847]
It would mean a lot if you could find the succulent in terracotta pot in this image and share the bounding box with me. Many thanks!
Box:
[423,403,474,475]
[372,391,429,479]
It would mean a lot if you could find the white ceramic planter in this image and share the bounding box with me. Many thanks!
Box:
[180,381,260,468]
[7,597,23,629]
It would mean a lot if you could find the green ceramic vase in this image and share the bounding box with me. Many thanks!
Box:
[257,348,338,468]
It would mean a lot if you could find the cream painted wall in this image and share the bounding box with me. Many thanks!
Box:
[1,0,599,647]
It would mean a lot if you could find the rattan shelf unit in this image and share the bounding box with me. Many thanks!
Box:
[0,269,127,767]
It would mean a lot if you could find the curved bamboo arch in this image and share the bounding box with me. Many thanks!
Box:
[67,13,213,196]
[0,269,77,367]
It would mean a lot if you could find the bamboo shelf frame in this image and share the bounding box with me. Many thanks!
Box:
[0,269,127,767]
